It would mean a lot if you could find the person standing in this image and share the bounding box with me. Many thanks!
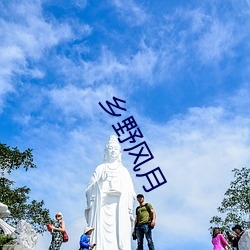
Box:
[133,194,156,250]
[231,225,244,250]
[79,227,96,250]
[49,212,66,250]
[211,227,232,250]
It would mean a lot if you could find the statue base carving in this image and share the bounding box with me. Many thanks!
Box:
[0,204,37,250]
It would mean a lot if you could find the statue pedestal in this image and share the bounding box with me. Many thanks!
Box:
[1,245,26,250]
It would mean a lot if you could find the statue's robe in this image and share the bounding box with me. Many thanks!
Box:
[239,229,250,250]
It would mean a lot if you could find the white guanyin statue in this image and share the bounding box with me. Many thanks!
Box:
[85,135,136,250]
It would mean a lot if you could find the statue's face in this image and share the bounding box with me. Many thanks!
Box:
[107,142,120,160]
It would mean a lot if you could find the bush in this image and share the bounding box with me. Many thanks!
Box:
[0,234,14,246]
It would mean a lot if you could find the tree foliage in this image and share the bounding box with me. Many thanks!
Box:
[0,143,52,233]
[210,167,250,232]
[0,144,36,175]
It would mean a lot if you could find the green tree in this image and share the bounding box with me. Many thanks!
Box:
[210,167,250,232]
[0,143,52,233]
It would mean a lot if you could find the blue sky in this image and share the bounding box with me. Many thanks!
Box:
[1,0,250,249]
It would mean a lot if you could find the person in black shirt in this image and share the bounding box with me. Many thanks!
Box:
[229,224,244,250]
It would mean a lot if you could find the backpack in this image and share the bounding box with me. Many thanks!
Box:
[136,203,154,229]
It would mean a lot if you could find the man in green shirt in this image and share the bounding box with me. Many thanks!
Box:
[133,194,156,250]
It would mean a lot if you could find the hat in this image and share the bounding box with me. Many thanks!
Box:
[232,225,243,231]
[84,227,94,234]
[55,212,63,218]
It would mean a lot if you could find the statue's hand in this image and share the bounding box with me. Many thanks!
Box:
[88,201,93,208]
[130,213,135,222]
[86,195,95,208]
[102,171,108,181]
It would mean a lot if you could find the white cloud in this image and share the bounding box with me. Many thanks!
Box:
[0,1,75,110]
[112,0,148,26]
[81,48,127,85]
[159,7,240,67]
[73,0,87,9]
[48,84,122,120]
[196,20,235,63]
[189,8,210,33]
[0,2,73,58]
[0,45,25,110]
[127,43,158,84]
[81,45,158,87]
[223,84,250,115]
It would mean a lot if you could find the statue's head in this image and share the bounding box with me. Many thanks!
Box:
[104,135,122,163]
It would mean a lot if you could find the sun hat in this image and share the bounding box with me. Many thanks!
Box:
[84,227,95,234]
[55,212,63,218]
